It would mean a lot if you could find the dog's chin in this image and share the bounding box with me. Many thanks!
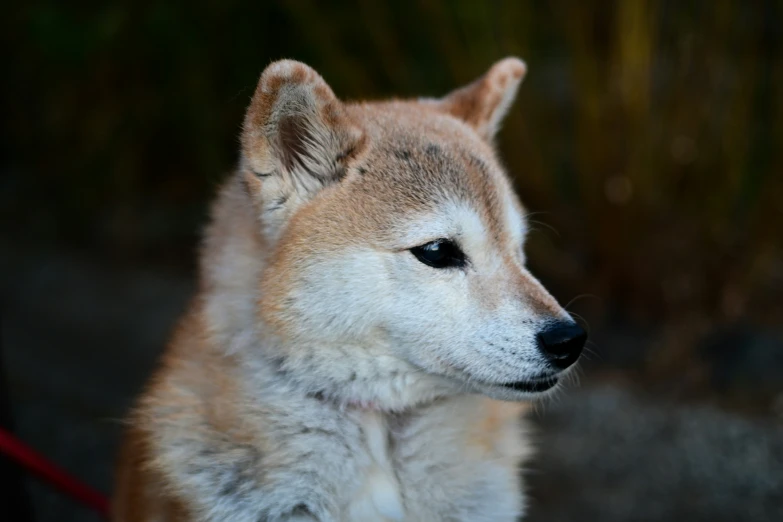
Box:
[468,375,561,401]
[407,361,564,402]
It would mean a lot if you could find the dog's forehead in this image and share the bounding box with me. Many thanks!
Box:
[345,102,523,241]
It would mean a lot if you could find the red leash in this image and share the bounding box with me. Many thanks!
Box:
[0,427,110,518]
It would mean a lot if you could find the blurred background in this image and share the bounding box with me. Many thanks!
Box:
[2,1,782,521]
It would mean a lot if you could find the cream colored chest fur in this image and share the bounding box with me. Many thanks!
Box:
[341,398,530,522]
[346,411,405,521]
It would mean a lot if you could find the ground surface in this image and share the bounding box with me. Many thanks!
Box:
[2,244,782,521]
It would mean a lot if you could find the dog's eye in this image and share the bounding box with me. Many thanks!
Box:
[410,239,466,269]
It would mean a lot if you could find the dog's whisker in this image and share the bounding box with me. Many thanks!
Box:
[527,219,560,238]
[564,293,599,311]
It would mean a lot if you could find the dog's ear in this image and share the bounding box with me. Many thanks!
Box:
[427,57,527,143]
[240,60,363,232]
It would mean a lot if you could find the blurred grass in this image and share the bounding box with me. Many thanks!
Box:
[2,1,782,396]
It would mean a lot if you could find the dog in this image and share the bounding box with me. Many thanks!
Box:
[112,57,586,522]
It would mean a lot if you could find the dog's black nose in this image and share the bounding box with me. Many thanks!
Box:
[537,322,586,370]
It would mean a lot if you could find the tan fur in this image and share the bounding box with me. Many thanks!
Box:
[113,57,579,522]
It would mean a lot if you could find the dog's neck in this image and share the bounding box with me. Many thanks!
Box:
[231,333,456,414]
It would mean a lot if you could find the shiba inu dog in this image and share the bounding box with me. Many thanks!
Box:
[112,57,586,522]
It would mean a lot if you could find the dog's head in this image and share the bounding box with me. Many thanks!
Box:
[239,59,585,407]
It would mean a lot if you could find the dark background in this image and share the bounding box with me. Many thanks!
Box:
[2,1,782,521]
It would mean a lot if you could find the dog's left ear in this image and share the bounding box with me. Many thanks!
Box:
[239,60,365,240]
[241,59,364,200]
[428,57,527,143]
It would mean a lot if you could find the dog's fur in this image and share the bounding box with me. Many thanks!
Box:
[112,57,579,522]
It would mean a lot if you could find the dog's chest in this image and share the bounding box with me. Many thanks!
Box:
[346,410,404,521]
[344,401,527,522]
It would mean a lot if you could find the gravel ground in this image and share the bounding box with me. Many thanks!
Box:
[2,245,782,521]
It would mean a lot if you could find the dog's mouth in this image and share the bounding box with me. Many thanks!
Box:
[499,376,559,393]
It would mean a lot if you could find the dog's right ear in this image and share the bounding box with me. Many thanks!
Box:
[240,60,363,236]
[426,57,527,144]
